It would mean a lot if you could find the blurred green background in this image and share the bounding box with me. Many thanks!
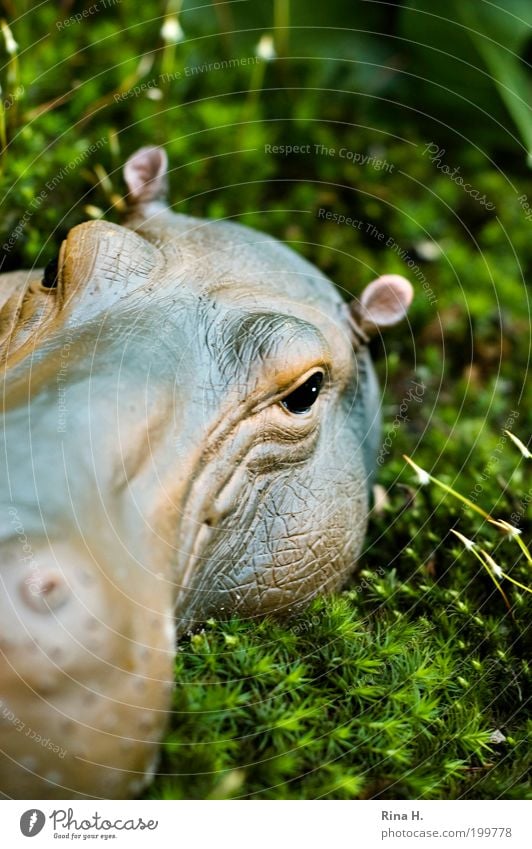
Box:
[0,0,530,800]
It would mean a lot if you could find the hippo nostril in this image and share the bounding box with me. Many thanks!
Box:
[20,572,70,612]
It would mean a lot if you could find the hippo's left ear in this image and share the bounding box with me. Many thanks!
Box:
[349,275,413,340]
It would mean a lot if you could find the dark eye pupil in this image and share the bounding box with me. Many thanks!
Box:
[281,372,323,414]
[41,258,59,289]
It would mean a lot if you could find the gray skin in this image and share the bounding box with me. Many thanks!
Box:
[0,146,413,799]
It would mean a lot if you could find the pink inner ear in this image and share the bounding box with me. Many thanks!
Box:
[124,146,168,203]
[360,274,413,327]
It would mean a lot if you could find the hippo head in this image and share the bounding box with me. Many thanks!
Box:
[0,146,412,798]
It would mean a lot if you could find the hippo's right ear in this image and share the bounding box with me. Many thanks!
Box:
[124,146,168,207]
[349,275,413,341]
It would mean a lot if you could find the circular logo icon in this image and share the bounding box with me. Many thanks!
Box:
[20,810,46,837]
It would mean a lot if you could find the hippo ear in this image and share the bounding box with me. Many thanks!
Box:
[59,220,164,323]
[350,274,413,338]
[124,146,168,206]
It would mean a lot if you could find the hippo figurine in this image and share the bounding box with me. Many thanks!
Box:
[0,146,413,799]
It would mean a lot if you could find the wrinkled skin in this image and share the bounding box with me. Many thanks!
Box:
[0,147,412,798]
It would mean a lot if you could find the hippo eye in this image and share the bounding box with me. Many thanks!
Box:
[281,371,324,414]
